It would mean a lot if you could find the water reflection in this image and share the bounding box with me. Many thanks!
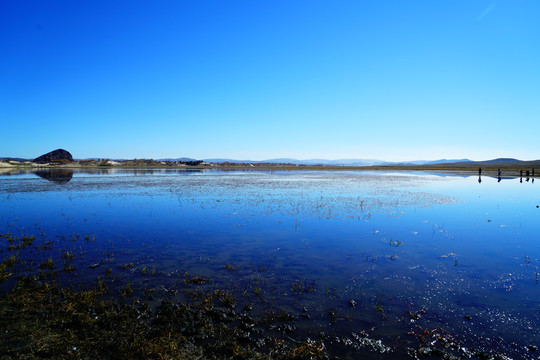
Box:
[0,170,539,359]
[67,168,207,176]
[0,168,208,178]
[34,169,74,184]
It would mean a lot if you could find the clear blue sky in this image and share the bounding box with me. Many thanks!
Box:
[1,1,539,161]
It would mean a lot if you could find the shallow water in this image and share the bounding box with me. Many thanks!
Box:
[1,169,539,358]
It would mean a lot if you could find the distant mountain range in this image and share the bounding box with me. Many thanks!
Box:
[164,157,471,166]
[422,158,540,168]
[0,157,28,162]
[194,157,540,167]
[195,158,475,166]
[3,156,540,167]
[200,158,388,166]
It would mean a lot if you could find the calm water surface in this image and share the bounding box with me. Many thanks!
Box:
[1,169,539,359]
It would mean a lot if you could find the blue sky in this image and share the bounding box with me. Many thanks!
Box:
[1,1,539,161]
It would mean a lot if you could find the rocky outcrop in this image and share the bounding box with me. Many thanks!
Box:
[33,149,73,164]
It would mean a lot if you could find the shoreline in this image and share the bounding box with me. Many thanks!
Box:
[0,161,536,178]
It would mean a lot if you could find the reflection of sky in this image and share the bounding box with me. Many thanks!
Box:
[1,170,539,355]
[2,170,538,279]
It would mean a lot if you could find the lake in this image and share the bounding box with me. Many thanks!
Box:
[1,169,538,359]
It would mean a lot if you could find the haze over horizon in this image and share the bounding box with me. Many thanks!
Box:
[2,1,539,162]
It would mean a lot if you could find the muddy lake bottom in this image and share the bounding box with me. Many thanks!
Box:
[1,169,539,359]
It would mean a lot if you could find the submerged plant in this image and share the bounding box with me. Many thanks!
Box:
[63,264,75,272]
[61,250,74,260]
[3,253,20,268]
[290,279,316,294]
[215,289,236,308]
[39,257,55,269]
[121,281,134,297]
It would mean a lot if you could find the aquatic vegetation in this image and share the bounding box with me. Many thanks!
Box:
[120,281,134,297]
[324,285,337,297]
[63,264,76,272]
[5,274,336,359]
[290,279,316,294]
[401,309,427,323]
[3,253,20,268]
[291,338,327,360]
[183,274,210,286]
[84,234,95,242]
[96,276,108,293]
[0,264,12,283]
[214,289,236,308]
[4,233,36,250]
[39,257,54,269]
[270,309,297,324]
[61,250,74,260]
[406,325,512,360]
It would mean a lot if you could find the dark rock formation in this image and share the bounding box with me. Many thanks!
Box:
[33,149,73,164]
